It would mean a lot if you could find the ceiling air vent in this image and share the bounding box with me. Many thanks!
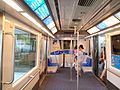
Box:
[78,0,97,6]
[72,19,81,22]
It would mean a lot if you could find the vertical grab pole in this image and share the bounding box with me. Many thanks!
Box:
[77,31,79,90]
[70,35,72,81]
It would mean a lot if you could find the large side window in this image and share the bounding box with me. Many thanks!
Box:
[111,34,120,70]
[14,28,36,82]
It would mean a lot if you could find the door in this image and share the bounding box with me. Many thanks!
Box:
[93,36,99,76]
[63,40,70,67]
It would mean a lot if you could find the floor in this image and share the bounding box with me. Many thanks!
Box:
[39,68,108,90]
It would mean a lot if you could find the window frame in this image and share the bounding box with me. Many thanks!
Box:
[106,30,120,77]
[13,27,38,83]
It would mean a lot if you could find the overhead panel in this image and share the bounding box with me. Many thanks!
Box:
[34,4,49,19]
[78,0,97,6]
[43,16,55,29]
[97,16,120,30]
[24,0,58,34]
[51,27,57,34]
[24,0,49,20]
[96,22,107,30]
[24,0,44,11]
[87,26,100,34]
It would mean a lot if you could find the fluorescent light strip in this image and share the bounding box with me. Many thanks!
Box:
[87,26,100,34]
[3,0,23,11]
[103,16,120,27]
[85,24,120,39]
[21,12,55,38]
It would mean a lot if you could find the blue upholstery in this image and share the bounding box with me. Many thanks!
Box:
[82,57,92,67]
[48,58,58,66]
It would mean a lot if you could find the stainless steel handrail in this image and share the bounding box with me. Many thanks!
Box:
[20,70,40,90]
[3,32,15,84]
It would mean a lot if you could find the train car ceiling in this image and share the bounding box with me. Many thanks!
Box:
[48,0,120,38]
[1,0,120,38]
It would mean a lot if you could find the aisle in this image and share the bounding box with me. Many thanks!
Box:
[39,68,108,90]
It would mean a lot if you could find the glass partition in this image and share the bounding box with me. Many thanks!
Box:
[14,28,36,82]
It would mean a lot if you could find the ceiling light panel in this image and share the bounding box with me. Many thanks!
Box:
[96,22,107,30]
[24,0,49,20]
[103,16,120,27]
[24,0,44,10]
[51,27,57,34]
[96,16,120,30]
[87,26,100,34]
[24,0,58,34]
[43,16,55,29]
[115,12,120,20]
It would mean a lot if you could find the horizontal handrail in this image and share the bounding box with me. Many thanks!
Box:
[20,70,40,90]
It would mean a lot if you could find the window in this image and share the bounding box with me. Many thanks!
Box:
[14,28,36,82]
[111,34,120,70]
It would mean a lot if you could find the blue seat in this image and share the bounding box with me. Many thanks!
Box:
[82,57,92,67]
[48,58,58,66]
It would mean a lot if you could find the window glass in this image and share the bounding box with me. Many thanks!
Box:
[14,28,36,82]
[111,34,120,70]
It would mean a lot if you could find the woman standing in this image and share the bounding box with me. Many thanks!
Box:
[75,45,85,76]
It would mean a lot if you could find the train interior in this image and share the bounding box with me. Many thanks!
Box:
[0,0,120,90]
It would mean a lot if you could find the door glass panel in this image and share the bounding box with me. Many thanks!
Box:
[14,28,36,82]
[93,36,99,76]
[98,35,106,77]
